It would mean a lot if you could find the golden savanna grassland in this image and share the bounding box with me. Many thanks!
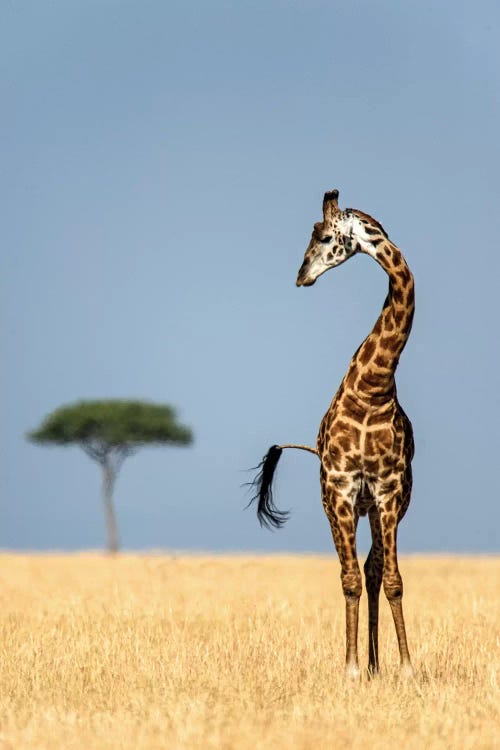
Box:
[0,554,498,750]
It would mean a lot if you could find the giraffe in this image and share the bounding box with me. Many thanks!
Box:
[249,189,415,679]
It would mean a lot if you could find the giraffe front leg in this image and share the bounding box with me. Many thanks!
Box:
[323,478,362,680]
[379,503,413,675]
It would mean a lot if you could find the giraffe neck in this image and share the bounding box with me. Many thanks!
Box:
[345,234,414,403]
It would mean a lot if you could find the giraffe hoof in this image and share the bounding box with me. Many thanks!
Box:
[399,662,415,681]
[344,664,361,681]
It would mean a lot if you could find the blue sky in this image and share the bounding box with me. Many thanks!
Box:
[2,0,499,553]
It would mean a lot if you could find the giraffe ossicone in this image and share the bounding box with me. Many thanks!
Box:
[249,188,415,678]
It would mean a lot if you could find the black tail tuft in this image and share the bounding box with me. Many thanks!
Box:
[246,445,289,530]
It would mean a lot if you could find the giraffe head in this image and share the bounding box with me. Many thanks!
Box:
[296,189,383,287]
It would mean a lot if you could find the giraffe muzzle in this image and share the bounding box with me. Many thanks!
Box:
[296,277,316,287]
[296,265,316,287]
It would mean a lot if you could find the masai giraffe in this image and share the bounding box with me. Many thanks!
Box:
[250,189,415,679]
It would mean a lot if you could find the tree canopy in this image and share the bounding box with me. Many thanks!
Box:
[28,399,193,460]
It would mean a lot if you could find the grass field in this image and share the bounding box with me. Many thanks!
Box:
[0,554,498,749]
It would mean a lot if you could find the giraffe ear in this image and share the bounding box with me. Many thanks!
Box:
[323,189,339,222]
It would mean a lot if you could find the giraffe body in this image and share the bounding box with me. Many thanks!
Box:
[250,189,415,677]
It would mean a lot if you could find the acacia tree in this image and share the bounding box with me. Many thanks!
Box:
[28,400,193,553]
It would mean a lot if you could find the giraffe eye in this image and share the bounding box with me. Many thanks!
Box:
[320,235,332,244]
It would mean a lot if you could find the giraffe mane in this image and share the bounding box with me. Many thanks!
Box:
[348,209,388,238]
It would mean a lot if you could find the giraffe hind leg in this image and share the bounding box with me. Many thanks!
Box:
[364,508,383,676]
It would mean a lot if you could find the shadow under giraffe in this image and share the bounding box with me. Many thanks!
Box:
[249,189,415,679]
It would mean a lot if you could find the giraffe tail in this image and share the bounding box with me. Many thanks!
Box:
[246,444,319,530]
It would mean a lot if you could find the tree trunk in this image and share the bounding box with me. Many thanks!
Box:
[102,461,120,554]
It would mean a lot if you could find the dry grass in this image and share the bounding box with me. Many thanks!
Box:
[0,553,498,749]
